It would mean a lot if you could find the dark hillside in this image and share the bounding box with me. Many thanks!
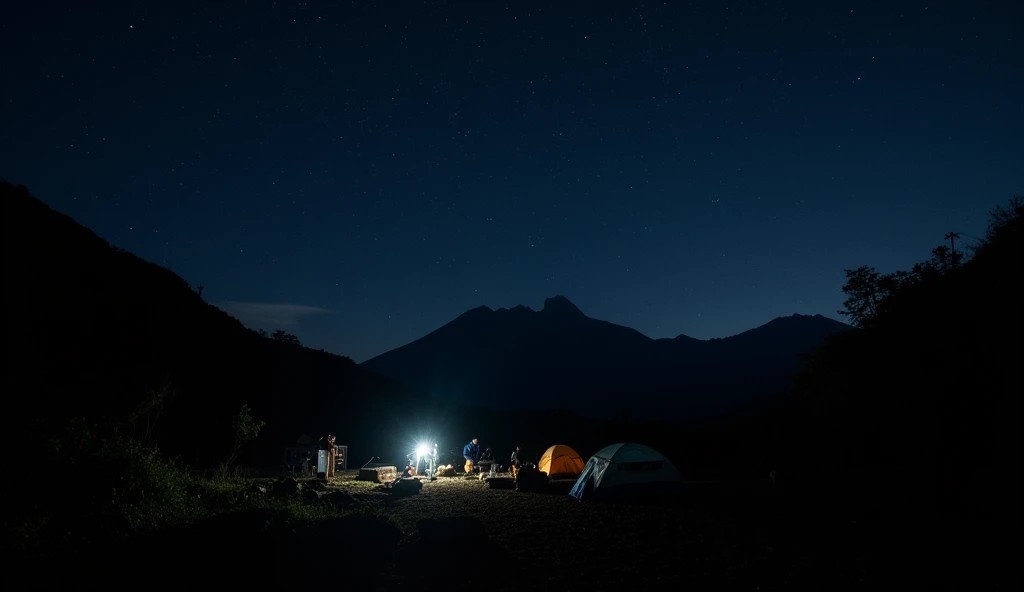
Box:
[778,197,1021,519]
[1,181,413,468]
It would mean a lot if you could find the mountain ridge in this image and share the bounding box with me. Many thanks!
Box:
[394,296,845,346]
[361,296,851,419]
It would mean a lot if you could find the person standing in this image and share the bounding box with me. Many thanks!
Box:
[324,433,337,479]
[462,438,480,473]
[510,446,522,479]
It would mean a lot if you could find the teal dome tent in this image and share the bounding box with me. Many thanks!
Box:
[569,443,684,501]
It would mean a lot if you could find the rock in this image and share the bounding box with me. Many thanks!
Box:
[273,477,302,497]
[319,491,358,508]
[390,478,423,496]
[304,479,327,491]
[486,477,515,490]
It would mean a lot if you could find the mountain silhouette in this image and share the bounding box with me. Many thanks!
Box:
[0,181,414,467]
[361,296,850,419]
[0,179,849,468]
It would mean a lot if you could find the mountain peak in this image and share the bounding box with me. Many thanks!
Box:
[541,295,584,317]
[455,305,493,321]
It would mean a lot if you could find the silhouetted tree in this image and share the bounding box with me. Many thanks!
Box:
[127,377,175,444]
[984,194,1023,243]
[840,235,976,328]
[270,329,301,346]
[223,404,265,473]
[802,194,1021,521]
[838,266,884,328]
[928,245,964,273]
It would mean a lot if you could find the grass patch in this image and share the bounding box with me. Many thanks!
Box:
[5,423,397,557]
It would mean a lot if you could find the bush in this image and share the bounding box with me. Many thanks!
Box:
[7,419,203,554]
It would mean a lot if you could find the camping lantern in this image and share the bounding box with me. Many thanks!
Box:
[412,441,438,478]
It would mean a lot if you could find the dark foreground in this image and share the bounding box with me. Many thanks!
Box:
[22,472,1017,590]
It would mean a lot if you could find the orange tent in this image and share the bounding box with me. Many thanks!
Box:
[538,444,586,478]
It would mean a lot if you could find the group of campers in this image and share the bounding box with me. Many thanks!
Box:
[462,438,690,501]
[462,438,532,478]
[461,438,497,475]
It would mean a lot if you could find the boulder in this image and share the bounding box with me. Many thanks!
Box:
[304,479,327,491]
[247,482,269,495]
[319,491,359,508]
[486,477,515,490]
[273,477,303,497]
[390,478,423,496]
[300,489,320,504]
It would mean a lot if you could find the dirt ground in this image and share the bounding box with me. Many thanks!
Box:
[25,464,1015,589]
[29,469,1013,589]
[317,471,1016,590]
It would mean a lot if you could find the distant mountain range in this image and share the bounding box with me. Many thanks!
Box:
[0,179,851,467]
[362,296,851,419]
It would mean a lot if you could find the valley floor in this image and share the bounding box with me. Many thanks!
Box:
[25,470,1017,590]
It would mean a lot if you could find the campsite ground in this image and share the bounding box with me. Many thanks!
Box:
[307,471,1014,590]
[32,470,1015,590]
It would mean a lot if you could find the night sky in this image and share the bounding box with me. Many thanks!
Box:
[2,1,1021,362]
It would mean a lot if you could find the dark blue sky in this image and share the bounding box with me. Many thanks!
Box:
[3,1,1021,362]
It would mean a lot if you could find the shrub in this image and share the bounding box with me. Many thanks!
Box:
[9,419,203,553]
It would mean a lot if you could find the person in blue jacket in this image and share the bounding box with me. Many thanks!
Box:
[462,438,480,473]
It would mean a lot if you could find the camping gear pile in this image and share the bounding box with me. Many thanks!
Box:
[434,464,456,477]
[486,476,515,489]
[514,465,549,493]
[477,462,501,480]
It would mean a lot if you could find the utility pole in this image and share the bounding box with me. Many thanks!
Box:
[944,232,961,268]
[197,284,204,298]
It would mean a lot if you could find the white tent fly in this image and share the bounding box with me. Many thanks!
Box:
[568,442,684,501]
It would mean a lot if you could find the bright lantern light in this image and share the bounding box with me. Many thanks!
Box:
[416,443,431,458]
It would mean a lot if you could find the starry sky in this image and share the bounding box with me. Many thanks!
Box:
[2,1,1021,362]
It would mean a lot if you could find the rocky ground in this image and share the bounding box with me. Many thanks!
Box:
[30,470,1016,590]
[270,471,1016,590]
